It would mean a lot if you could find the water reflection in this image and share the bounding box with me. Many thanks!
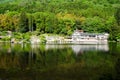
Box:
[0,43,109,69]
[1,43,120,80]
[44,44,109,54]
[45,45,69,50]
[71,44,109,54]
[0,43,109,56]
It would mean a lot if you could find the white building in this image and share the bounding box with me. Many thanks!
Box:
[46,36,65,44]
[72,30,109,44]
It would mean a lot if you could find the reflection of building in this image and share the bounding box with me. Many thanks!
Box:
[45,45,68,50]
[72,30,109,44]
[71,45,109,54]
[45,44,109,55]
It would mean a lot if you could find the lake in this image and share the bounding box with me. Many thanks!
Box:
[0,42,120,80]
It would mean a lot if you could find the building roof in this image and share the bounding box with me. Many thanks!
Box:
[72,30,108,36]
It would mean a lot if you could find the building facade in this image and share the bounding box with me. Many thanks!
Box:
[72,30,109,44]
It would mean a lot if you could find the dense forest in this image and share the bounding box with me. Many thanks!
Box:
[0,0,120,41]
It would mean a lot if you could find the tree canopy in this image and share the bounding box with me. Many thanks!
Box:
[0,0,120,40]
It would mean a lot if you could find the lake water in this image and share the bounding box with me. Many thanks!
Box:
[0,42,120,80]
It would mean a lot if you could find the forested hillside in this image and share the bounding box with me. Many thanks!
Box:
[0,0,120,40]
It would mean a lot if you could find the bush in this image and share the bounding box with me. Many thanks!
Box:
[40,35,46,43]
[1,37,11,41]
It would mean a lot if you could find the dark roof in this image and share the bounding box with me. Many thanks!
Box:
[73,32,105,36]
[73,30,107,36]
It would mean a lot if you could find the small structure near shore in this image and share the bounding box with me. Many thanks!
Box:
[46,36,66,44]
[30,36,41,44]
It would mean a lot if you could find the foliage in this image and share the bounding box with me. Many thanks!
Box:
[115,8,120,26]
[19,11,29,33]
[0,0,120,40]
[40,35,46,43]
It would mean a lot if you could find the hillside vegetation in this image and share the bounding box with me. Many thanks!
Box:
[0,0,120,41]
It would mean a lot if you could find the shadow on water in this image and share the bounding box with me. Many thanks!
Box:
[0,42,120,80]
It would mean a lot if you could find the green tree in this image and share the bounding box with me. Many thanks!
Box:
[106,17,120,41]
[19,11,29,33]
[115,8,120,26]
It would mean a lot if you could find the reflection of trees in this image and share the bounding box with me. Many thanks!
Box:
[34,47,76,69]
[0,53,20,69]
[115,58,120,80]
[0,43,115,71]
[1,43,120,80]
[0,43,31,69]
[0,43,76,70]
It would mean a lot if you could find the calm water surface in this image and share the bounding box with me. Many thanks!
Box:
[0,42,120,80]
